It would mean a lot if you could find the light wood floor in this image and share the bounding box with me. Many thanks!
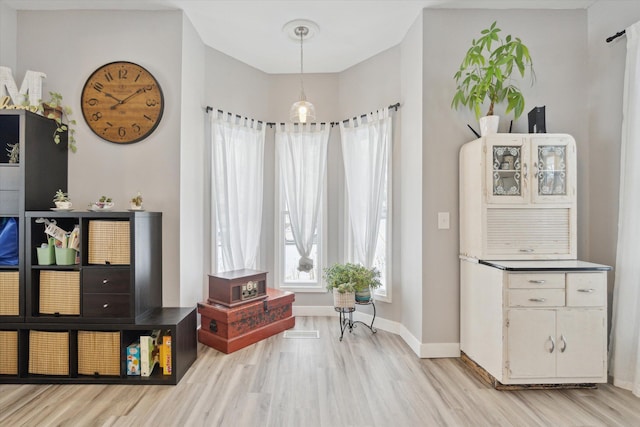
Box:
[1,316,640,427]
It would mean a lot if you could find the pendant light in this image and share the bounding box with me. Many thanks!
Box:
[289,24,316,123]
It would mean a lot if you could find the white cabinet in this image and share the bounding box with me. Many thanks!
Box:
[460,259,609,385]
[460,134,577,260]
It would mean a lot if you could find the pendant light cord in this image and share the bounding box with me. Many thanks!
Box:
[297,26,308,101]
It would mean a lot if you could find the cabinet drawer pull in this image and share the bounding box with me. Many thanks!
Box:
[548,335,555,353]
[102,279,110,285]
[560,334,567,353]
[577,288,595,293]
[529,279,546,284]
[528,298,546,302]
[519,249,534,253]
[103,303,109,309]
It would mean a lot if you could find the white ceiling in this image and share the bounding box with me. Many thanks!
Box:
[7,0,597,74]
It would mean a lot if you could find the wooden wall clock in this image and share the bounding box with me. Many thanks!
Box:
[81,61,164,144]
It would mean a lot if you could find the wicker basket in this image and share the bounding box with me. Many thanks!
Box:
[88,220,130,265]
[39,271,80,315]
[0,330,18,375]
[333,288,356,309]
[0,271,19,316]
[29,330,69,376]
[78,331,121,376]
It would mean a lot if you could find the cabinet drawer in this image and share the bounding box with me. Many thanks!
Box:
[508,289,565,307]
[509,273,565,289]
[83,268,130,294]
[566,273,606,307]
[0,166,19,190]
[83,294,130,318]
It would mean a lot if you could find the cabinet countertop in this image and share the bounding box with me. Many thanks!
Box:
[461,257,612,272]
[470,258,612,272]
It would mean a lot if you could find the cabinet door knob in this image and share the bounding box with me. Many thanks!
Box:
[577,288,595,293]
[548,336,555,353]
[103,303,109,309]
[529,279,546,284]
[560,334,567,353]
[102,279,110,285]
[529,298,546,302]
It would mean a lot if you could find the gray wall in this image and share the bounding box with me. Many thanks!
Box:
[6,2,640,355]
[587,1,640,325]
[179,14,206,306]
[0,1,16,69]
[17,10,185,306]
[422,9,589,346]
[400,13,425,345]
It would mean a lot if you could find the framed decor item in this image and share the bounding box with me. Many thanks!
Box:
[81,61,164,144]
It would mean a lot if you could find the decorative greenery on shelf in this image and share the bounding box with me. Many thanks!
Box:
[39,91,77,153]
[451,21,535,120]
[6,142,19,163]
[53,189,70,203]
[323,262,381,293]
[130,192,143,207]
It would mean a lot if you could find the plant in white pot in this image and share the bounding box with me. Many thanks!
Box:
[324,263,382,308]
[451,21,534,136]
[52,189,72,210]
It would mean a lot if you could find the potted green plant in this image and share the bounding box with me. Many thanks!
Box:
[6,143,19,163]
[129,192,143,210]
[90,195,114,211]
[40,91,77,153]
[324,263,381,306]
[52,189,72,210]
[451,21,534,136]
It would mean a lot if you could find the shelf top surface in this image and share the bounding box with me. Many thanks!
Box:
[26,210,161,218]
[477,259,612,272]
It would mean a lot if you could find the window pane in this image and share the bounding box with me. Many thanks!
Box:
[282,211,319,285]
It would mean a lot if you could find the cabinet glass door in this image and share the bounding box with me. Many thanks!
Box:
[485,137,528,204]
[531,136,575,203]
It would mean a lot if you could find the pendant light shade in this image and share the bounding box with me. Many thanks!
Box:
[290,100,316,123]
[289,24,316,123]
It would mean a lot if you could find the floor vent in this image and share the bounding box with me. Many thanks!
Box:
[283,330,320,339]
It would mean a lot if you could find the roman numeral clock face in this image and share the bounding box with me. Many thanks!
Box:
[81,61,164,144]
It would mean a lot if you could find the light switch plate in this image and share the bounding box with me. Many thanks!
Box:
[438,212,450,229]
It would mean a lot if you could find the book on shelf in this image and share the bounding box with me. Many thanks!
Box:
[163,333,172,375]
[140,329,161,377]
[126,341,140,376]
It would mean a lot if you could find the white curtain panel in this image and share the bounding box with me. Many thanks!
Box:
[339,108,391,268]
[210,112,265,271]
[610,20,640,398]
[275,123,329,272]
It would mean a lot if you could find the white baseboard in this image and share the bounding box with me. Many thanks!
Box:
[292,305,460,359]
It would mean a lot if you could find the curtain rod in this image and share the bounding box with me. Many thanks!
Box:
[205,102,401,128]
[205,107,266,125]
[606,30,626,43]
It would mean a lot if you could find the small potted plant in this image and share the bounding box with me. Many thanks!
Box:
[91,195,114,211]
[40,91,77,153]
[451,21,534,136]
[324,263,382,307]
[6,142,19,163]
[129,192,143,210]
[52,189,72,210]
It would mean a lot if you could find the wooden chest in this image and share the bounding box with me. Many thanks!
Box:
[208,269,268,307]
[198,288,295,354]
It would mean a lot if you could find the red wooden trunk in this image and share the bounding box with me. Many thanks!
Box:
[198,288,295,354]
